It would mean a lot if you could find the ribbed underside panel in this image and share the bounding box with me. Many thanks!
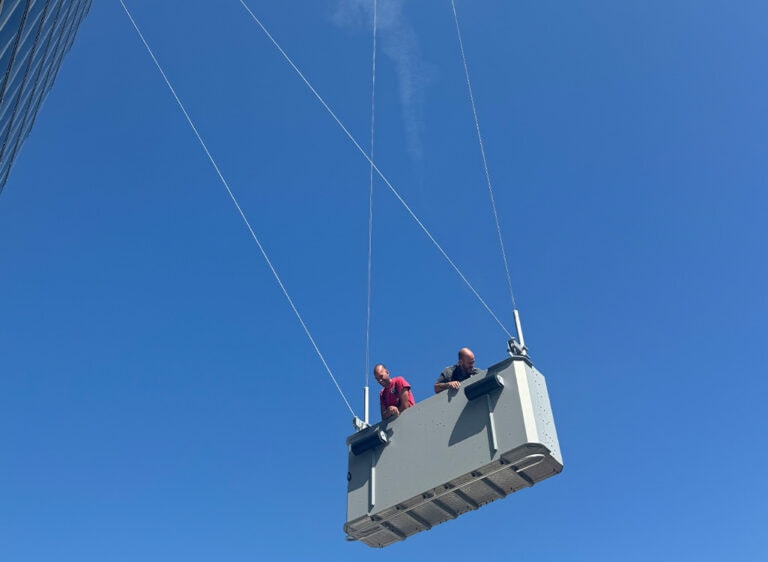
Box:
[344,446,562,547]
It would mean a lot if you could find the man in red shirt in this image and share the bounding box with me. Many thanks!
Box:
[373,363,415,420]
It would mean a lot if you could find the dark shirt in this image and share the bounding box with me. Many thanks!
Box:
[436,364,486,385]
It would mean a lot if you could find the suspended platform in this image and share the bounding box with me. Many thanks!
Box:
[344,344,563,547]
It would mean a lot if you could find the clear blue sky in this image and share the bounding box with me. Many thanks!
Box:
[2,1,767,560]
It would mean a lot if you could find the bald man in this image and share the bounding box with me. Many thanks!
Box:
[374,363,415,420]
[434,347,486,393]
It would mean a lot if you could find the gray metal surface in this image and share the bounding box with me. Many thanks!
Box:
[344,354,563,547]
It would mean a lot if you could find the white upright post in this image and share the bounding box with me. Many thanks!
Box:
[513,308,526,349]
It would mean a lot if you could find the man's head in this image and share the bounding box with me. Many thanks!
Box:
[373,364,391,387]
[457,348,475,373]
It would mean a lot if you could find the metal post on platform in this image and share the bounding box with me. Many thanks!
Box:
[513,308,526,350]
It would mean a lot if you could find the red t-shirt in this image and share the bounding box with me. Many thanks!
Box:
[379,376,415,411]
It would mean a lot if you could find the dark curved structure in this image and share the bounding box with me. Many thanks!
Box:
[0,0,92,193]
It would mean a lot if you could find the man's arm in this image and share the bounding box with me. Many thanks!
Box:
[434,380,461,393]
[382,404,399,419]
[434,367,461,394]
[399,387,412,412]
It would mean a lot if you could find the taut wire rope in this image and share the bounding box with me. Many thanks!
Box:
[238,0,513,339]
[365,0,378,397]
[118,0,356,418]
[450,0,518,312]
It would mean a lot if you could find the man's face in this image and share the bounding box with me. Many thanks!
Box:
[374,366,391,387]
[458,353,475,373]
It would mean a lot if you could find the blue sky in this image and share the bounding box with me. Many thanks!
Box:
[2,1,767,560]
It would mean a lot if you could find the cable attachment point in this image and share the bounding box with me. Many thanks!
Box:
[507,337,528,357]
[353,416,370,432]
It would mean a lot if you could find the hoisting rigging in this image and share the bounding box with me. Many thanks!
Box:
[118,0,563,548]
[344,1,562,547]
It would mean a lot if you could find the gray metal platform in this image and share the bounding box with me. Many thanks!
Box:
[344,354,563,547]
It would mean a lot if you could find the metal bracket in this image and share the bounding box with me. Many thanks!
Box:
[507,337,528,357]
[353,416,370,431]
